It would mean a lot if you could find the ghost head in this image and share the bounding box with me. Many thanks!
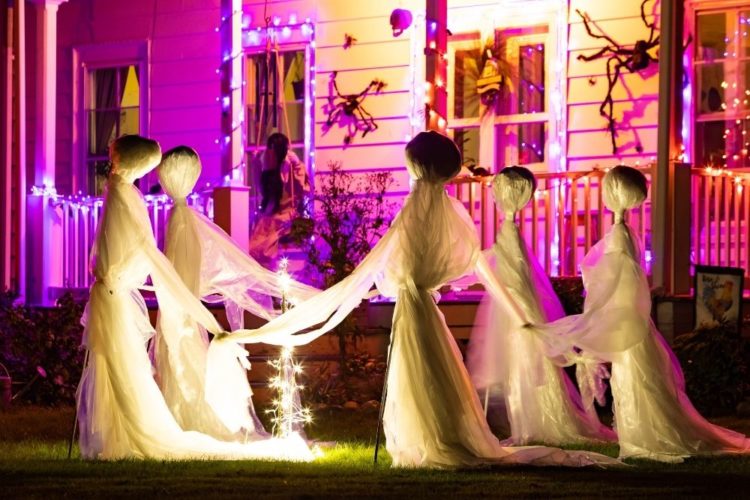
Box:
[493,166,537,219]
[110,135,162,184]
[602,165,648,222]
[157,146,201,203]
[405,131,461,183]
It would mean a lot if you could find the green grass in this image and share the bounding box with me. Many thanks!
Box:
[1,406,750,498]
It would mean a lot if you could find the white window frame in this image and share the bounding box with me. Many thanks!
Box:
[72,40,150,195]
[445,1,566,174]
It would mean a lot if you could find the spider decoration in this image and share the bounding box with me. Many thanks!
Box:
[576,0,660,154]
[323,71,387,146]
[343,33,357,49]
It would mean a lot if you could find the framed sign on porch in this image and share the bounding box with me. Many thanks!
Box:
[694,265,744,333]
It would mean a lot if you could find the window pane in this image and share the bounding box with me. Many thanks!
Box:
[698,62,726,114]
[453,48,481,119]
[453,128,480,167]
[120,106,140,136]
[518,44,545,114]
[741,11,750,57]
[495,122,547,167]
[88,159,111,196]
[696,119,750,168]
[88,110,119,155]
[247,50,306,146]
[697,12,728,62]
[518,122,546,164]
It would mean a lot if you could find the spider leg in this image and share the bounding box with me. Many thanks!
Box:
[603,56,625,153]
[576,9,622,49]
[578,46,614,62]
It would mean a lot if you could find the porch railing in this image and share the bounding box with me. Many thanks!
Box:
[446,166,654,277]
[691,167,750,273]
[50,191,214,290]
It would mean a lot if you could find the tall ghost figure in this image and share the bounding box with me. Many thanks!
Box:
[76,135,311,461]
[215,132,620,469]
[536,165,750,462]
[154,146,317,440]
[467,166,615,446]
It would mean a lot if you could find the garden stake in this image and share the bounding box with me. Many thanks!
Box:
[373,327,396,465]
[68,349,89,459]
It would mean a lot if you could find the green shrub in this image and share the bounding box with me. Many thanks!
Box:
[672,323,749,416]
[0,291,85,406]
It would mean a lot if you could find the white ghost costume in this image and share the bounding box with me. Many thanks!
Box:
[214,131,621,468]
[153,147,319,442]
[465,169,615,446]
[76,136,312,461]
[534,166,750,462]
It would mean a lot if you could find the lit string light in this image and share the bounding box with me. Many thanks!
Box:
[265,258,313,438]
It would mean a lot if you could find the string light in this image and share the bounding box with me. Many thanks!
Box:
[265,258,313,438]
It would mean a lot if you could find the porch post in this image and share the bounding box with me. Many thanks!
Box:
[653,0,686,296]
[425,0,447,133]
[26,0,67,304]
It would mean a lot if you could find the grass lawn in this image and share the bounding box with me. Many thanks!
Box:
[1,406,750,498]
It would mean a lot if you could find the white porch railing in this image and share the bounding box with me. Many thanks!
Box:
[446,167,654,277]
[50,191,214,290]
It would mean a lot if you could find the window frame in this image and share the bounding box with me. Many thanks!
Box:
[72,40,149,195]
[445,4,566,175]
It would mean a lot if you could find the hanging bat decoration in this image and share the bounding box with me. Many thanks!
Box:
[323,71,387,146]
[343,33,357,49]
[576,0,660,153]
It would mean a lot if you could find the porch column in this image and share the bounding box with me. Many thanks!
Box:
[425,0,447,133]
[26,0,67,304]
[653,0,687,296]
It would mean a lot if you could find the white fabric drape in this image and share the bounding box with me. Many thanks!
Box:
[154,153,318,440]
[532,170,750,462]
[76,167,311,461]
[215,180,620,468]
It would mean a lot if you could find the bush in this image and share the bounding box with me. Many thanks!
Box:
[0,291,85,406]
[673,323,749,416]
[550,277,586,315]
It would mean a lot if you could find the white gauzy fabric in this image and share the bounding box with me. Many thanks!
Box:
[466,172,615,446]
[76,163,312,461]
[216,178,620,469]
[154,152,318,440]
[534,168,750,462]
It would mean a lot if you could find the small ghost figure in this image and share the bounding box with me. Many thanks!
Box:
[154,146,318,442]
[466,166,615,446]
[215,132,621,469]
[536,165,750,462]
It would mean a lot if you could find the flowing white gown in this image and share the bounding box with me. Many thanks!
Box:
[217,171,620,468]
[76,151,311,461]
[535,170,750,462]
[466,173,615,445]
[154,151,318,441]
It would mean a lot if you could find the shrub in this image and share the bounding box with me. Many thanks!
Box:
[672,323,749,416]
[0,291,85,406]
[290,161,394,368]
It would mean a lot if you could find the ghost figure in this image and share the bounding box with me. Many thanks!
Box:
[465,166,615,446]
[214,132,621,469]
[153,146,319,442]
[535,165,750,462]
[76,135,312,461]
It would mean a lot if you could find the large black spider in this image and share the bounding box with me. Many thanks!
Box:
[323,71,387,146]
[576,0,659,154]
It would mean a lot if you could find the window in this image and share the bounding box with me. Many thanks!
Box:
[447,26,550,172]
[245,46,313,207]
[694,8,750,168]
[85,65,141,194]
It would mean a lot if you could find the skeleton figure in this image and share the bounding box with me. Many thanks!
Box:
[323,71,387,146]
[576,0,660,153]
